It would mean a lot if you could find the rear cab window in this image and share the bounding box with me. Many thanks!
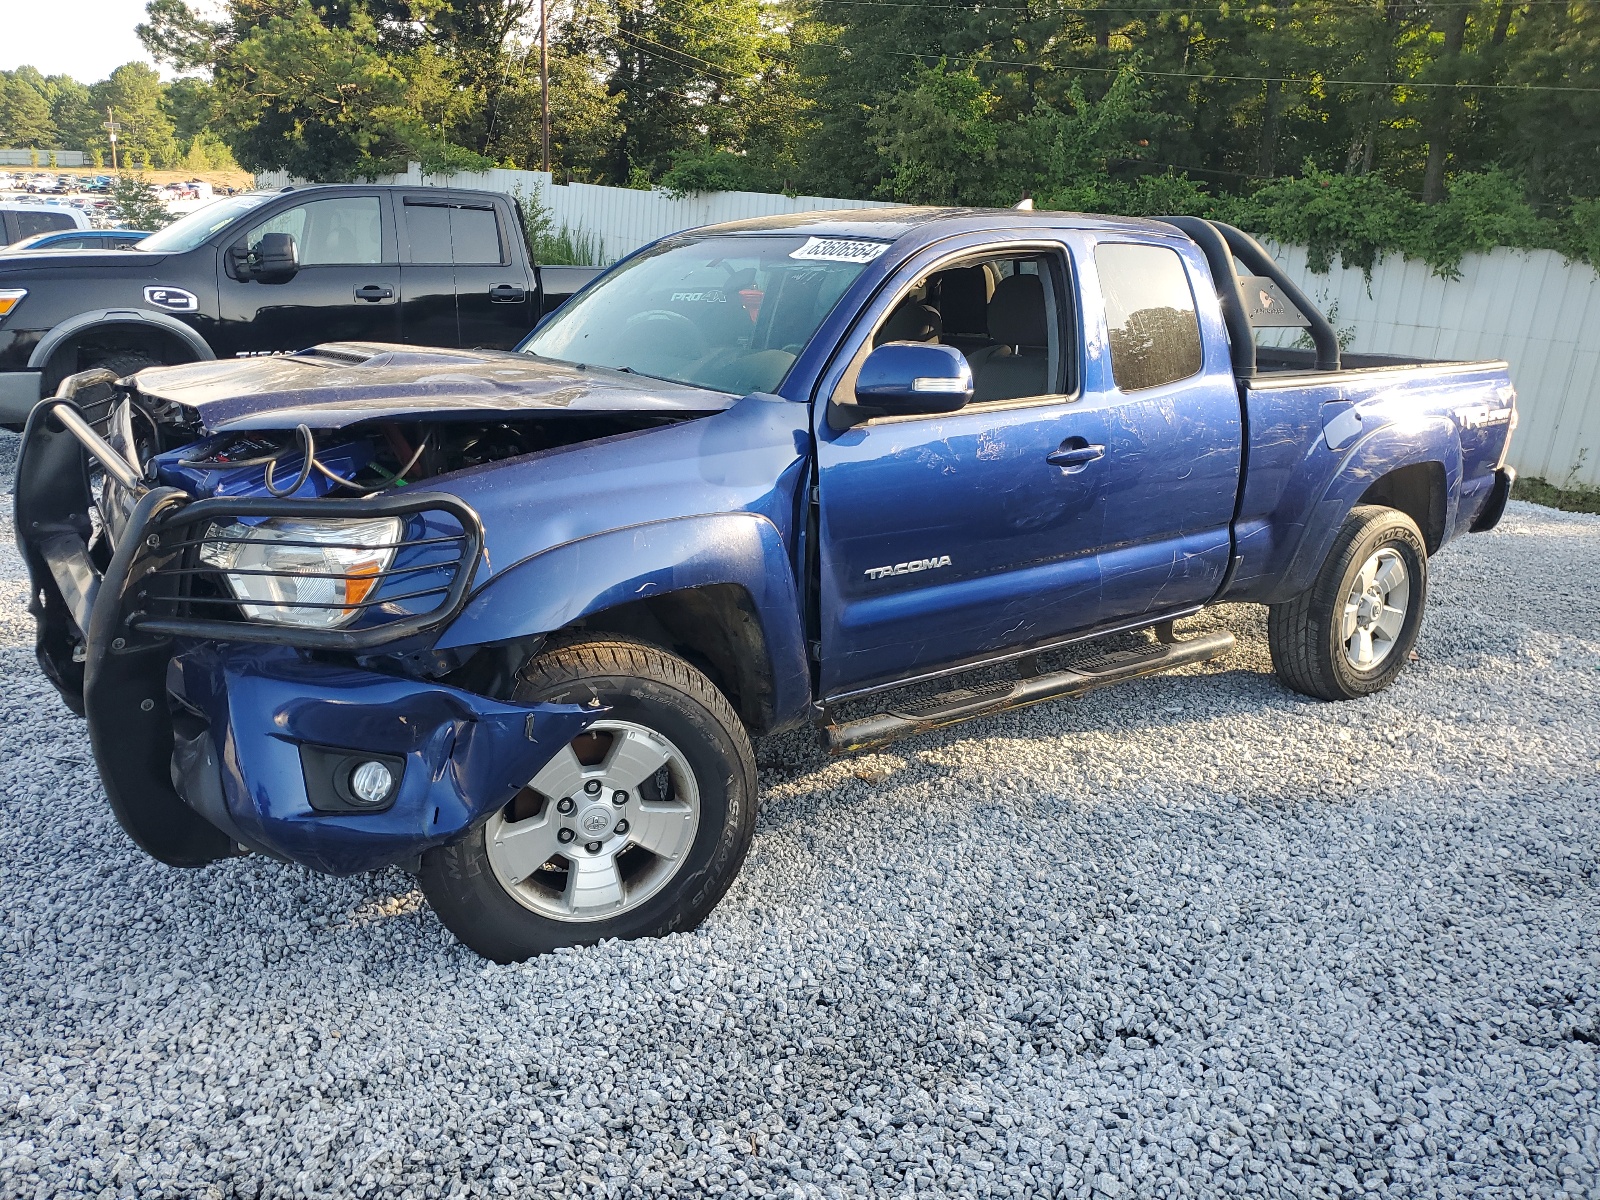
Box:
[1094,242,1204,392]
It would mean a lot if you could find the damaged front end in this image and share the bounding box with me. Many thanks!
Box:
[14,369,609,874]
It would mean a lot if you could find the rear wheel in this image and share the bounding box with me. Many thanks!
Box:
[418,637,757,962]
[1267,505,1429,701]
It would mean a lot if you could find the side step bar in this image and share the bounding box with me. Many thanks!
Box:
[821,629,1236,754]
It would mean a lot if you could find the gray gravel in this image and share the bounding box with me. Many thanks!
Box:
[0,444,1596,1197]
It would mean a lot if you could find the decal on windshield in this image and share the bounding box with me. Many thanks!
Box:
[789,237,891,264]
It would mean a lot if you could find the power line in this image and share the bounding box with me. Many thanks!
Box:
[805,0,1593,14]
[809,40,1600,93]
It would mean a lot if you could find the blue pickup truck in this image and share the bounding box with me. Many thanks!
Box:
[15,208,1517,961]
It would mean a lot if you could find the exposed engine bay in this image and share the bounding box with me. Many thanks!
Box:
[123,401,700,500]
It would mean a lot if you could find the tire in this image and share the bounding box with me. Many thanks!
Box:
[1267,505,1429,701]
[86,351,163,381]
[419,636,758,962]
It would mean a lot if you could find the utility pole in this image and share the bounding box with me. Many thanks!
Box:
[102,109,121,173]
[540,0,551,173]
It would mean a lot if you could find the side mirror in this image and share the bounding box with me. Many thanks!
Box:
[252,232,299,283]
[855,341,973,415]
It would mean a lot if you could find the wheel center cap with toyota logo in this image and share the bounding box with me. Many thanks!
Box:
[578,804,616,838]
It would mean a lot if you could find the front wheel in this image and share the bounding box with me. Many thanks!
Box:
[1267,505,1429,701]
[419,637,757,962]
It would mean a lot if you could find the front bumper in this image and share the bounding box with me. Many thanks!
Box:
[0,370,42,424]
[15,375,599,874]
[166,642,598,874]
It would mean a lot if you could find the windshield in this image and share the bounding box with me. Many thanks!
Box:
[523,234,887,394]
[136,193,275,254]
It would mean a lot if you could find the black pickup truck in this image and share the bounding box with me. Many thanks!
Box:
[0,184,602,424]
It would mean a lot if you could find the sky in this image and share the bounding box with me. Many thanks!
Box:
[2,0,171,82]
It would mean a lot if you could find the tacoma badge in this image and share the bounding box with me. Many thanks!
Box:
[865,555,952,581]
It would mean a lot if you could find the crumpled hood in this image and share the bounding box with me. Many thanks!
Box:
[131,342,737,433]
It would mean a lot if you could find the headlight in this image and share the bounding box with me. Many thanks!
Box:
[198,516,403,629]
[0,289,26,324]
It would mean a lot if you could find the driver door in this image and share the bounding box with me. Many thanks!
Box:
[215,192,399,357]
[814,236,1115,698]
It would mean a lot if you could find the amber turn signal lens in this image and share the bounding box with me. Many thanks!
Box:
[342,561,383,615]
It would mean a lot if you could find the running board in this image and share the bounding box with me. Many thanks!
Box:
[821,629,1235,754]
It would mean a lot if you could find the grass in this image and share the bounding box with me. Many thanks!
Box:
[532,224,605,266]
[1512,474,1600,514]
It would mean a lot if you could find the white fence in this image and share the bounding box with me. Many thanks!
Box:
[1269,244,1600,488]
[258,164,1600,487]
[0,149,86,167]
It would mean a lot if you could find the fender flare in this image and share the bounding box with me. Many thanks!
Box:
[1268,418,1461,605]
[435,511,813,728]
[27,307,216,372]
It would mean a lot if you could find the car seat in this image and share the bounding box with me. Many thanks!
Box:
[874,297,943,347]
[967,274,1050,402]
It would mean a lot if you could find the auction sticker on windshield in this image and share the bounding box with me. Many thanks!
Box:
[789,237,891,263]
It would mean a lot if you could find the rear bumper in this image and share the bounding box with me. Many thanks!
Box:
[15,376,599,874]
[1471,466,1516,533]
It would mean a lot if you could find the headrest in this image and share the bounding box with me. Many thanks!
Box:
[876,299,943,346]
[987,272,1047,348]
[932,266,991,336]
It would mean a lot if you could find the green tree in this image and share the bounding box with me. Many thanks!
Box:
[604,0,782,182]
[162,76,221,144]
[870,63,999,204]
[209,3,421,178]
[106,173,174,229]
[47,76,101,151]
[92,63,179,167]
[0,71,58,147]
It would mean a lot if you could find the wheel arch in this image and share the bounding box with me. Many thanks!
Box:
[1263,423,1461,606]
[28,308,215,386]
[1357,461,1448,553]
[435,513,813,734]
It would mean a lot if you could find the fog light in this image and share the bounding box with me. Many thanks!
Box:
[350,761,395,806]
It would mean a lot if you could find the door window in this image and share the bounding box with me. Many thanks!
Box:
[402,201,505,265]
[242,197,382,266]
[1095,242,1203,392]
[16,209,77,239]
[450,205,503,264]
[839,248,1071,413]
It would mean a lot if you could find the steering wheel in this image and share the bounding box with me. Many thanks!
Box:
[622,309,708,360]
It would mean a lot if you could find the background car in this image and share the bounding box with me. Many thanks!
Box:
[0,228,151,253]
[0,200,92,246]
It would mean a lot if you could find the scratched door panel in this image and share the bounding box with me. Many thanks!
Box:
[817,398,1111,696]
[1087,238,1243,627]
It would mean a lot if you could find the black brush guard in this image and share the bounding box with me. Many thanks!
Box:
[16,370,485,707]
[14,370,487,866]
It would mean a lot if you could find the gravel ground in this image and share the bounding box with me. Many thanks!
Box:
[0,430,1596,1197]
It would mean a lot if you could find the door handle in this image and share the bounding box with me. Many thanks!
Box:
[1047,439,1106,470]
[489,284,527,303]
[354,284,393,302]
